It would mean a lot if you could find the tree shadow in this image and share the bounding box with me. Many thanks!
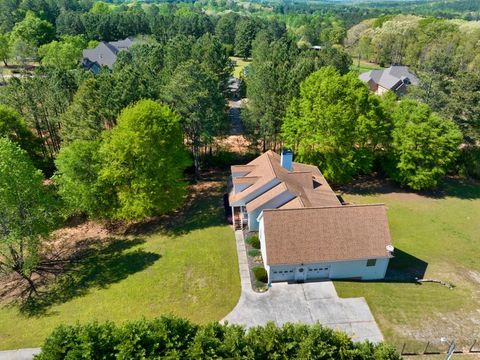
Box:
[18,238,160,317]
[124,175,228,237]
[338,175,480,200]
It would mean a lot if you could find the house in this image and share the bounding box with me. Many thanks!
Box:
[258,205,393,283]
[228,150,394,283]
[229,150,340,231]
[359,65,419,96]
[82,37,134,73]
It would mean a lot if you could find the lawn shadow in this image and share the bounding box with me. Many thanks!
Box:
[338,176,480,200]
[124,175,228,237]
[18,238,160,317]
[384,248,428,282]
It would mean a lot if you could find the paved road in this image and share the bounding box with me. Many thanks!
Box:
[222,231,384,343]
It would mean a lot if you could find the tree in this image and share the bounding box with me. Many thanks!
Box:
[38,35,87,70]
[9,11,54,48]
[0,104,43,167]
[0,32,10,66]
[59,76,115,144]
[234,17,260,59]
[387,100,462,190]
[54,140,113,218]
[162,60,226,180]
[282,67,388,183]
[0,138,56,292]
[99,100,190,220]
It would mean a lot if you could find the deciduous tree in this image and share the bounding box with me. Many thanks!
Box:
[387,100,462,190]
[99,100,190,220]
[282,67,388,183]
[0,138,56,291]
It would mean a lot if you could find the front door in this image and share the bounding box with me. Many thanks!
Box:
[295,266,307,282]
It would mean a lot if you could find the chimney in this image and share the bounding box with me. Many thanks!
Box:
[280,149,293,171]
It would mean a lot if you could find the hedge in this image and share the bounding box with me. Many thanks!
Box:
[34,316,401,360]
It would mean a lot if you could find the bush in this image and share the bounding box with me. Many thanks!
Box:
[252,266,268,283]
[247,249,260,257]
[246,234,260,249]
[457,146,480,179]
[35,316,401,360]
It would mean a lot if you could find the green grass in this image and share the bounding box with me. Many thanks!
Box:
[230,56,251,78]
[335,178,480,347]
[350,60,383,74]
[0,181,240,350]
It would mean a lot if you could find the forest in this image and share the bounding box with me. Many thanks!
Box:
[0,0,478,331]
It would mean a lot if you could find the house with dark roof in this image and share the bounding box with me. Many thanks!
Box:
[229,150,394,283]
[359,65,419,96]
[82,37,134,74]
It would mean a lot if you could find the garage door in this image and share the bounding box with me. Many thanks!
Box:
[306,266,330,279]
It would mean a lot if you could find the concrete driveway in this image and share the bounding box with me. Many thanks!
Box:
[223,231,383,343]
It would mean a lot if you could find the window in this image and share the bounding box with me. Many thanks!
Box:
[366,259,377,267]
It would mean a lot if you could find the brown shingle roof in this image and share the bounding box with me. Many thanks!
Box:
[262,204,393,265]
[229,151,340,208]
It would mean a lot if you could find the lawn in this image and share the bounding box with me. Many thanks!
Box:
[350,59,383,74]
[335,178,480,351]
[0,179,240,350]
[230,56,251,78]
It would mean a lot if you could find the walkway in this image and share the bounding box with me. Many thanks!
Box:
[222,231,384,343]
[0,348,40,360]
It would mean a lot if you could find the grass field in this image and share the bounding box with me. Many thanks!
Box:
[350,59,383,74]
[230,56,251,78]
[335,178,480,351]
[0,179,240,350]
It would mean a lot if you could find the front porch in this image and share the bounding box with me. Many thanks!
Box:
[232,206,248,230]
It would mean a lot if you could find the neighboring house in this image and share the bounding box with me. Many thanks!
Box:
[82,37,134,74]
[359,65,419,96]
[228,150,394,283]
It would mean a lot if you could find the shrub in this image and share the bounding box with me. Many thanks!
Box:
[35,316,401,360]
[247,249,260,257]
[457,146,480,179]
[252,266,268,283]
[246,234,260,249]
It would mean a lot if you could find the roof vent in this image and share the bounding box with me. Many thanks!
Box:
[386,245,394,253]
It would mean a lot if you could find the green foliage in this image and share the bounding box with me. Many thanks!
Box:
[282,67,388,184]
[54,140,113,218]
[386,100,463,190]
[38,36,87,70]
[0,138,57,279]
[245,33,351,150]
[36,316,401,359]
[247,249,260,257]
[161,60,226,179]
[252,266,268,283]
[0,104,43,167]
[9,11,54,59]
[246,234,260,249]
[456,146,480,180]
[99,100,190,220]
[59,76,115,144]
[0,32,10,65]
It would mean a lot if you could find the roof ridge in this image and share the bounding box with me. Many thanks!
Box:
[263,203,386,213]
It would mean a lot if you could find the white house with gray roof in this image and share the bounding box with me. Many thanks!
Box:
[359,65,419,96]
